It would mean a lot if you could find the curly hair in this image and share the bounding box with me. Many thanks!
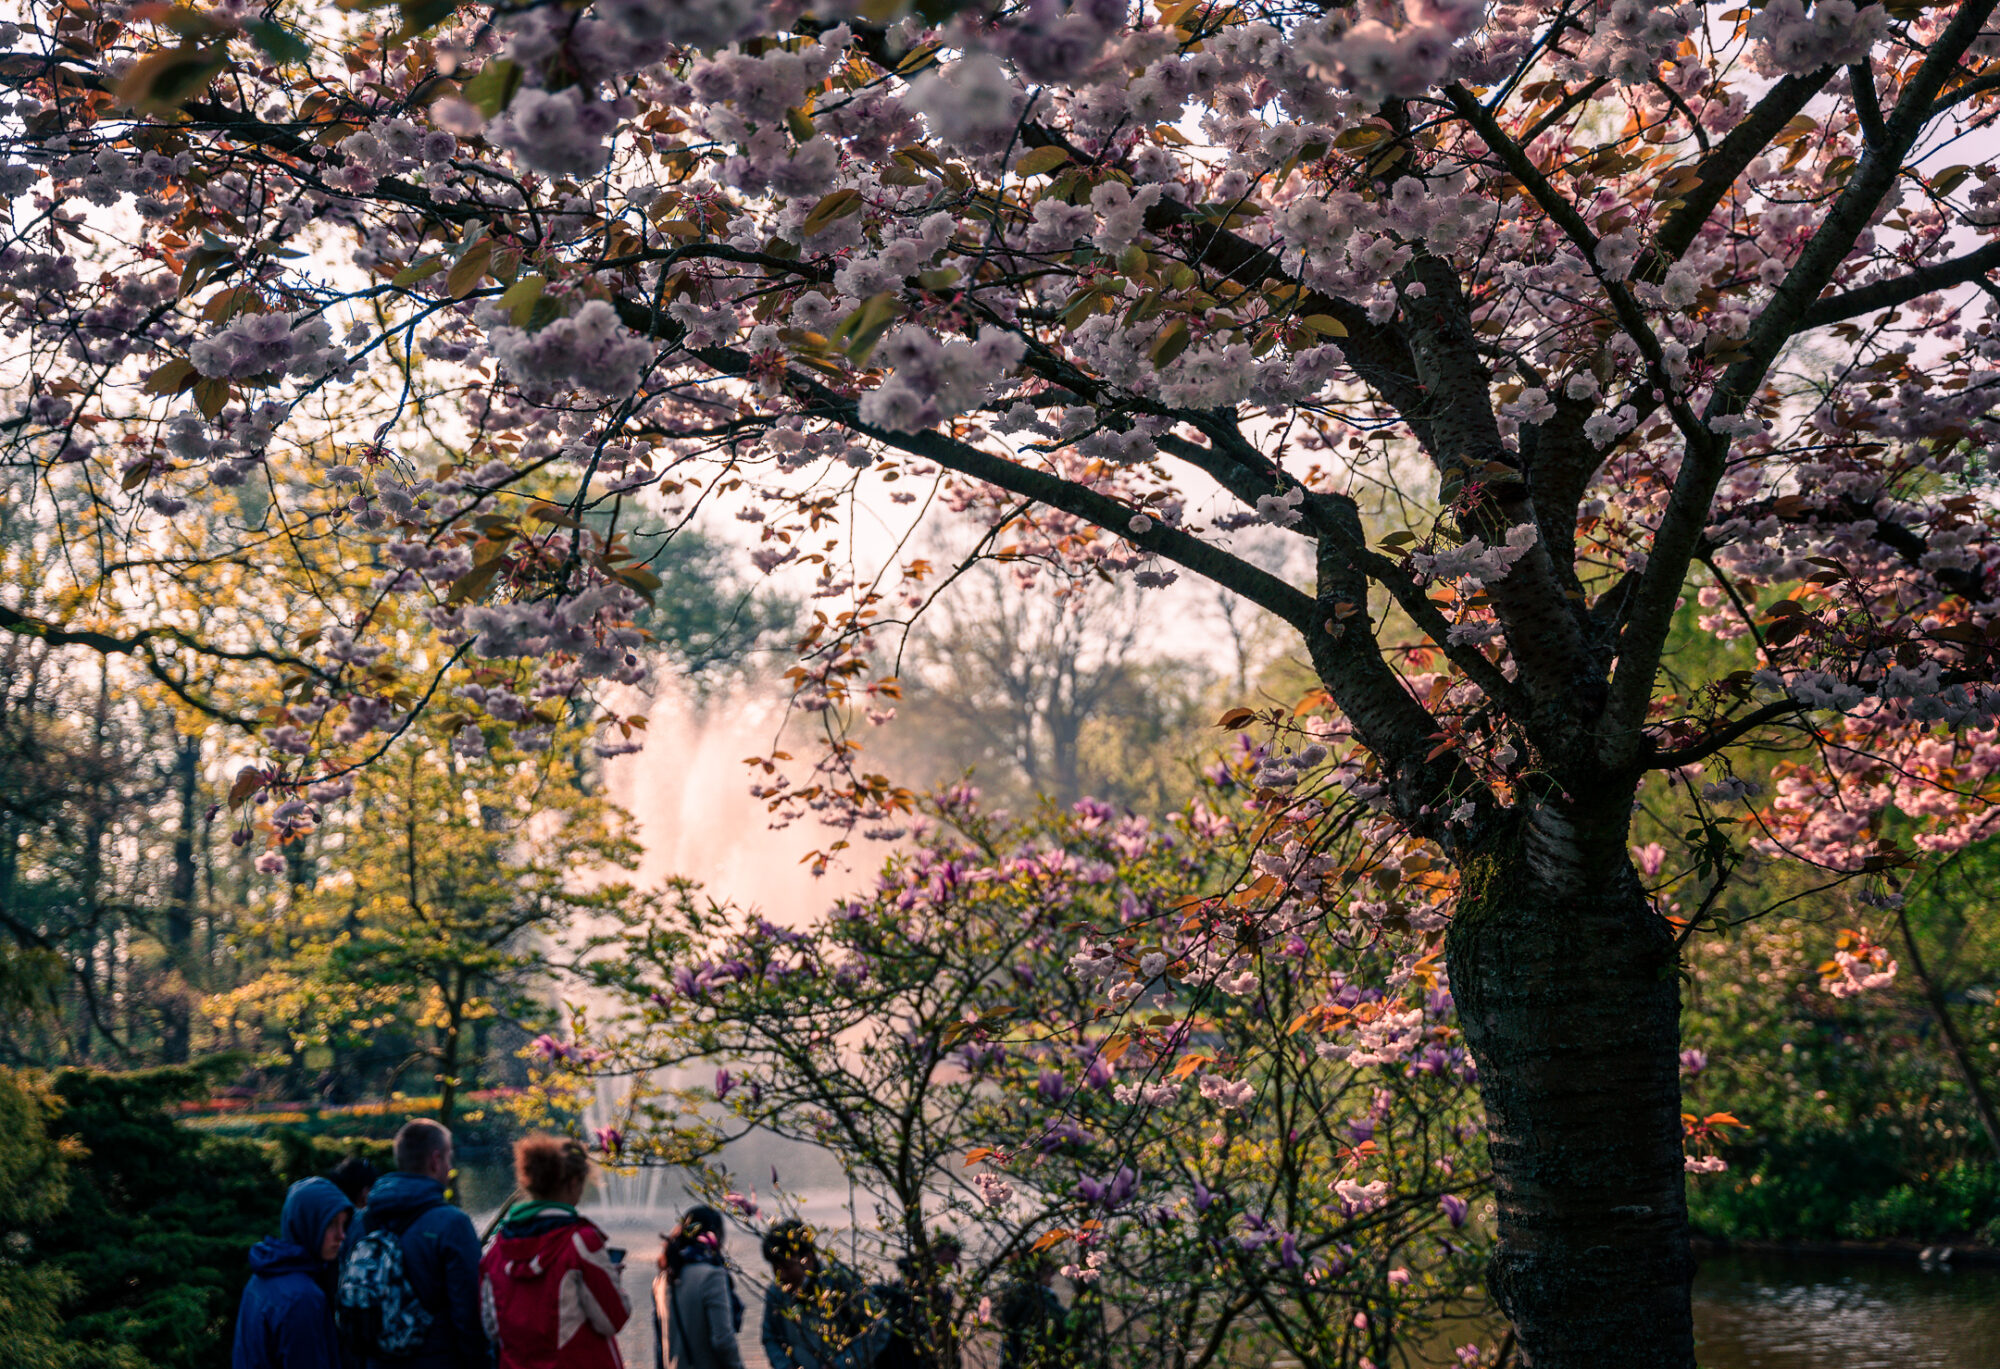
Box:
[513,1133,590,1200]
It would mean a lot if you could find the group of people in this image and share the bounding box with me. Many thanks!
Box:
[233,1119,1086,1369]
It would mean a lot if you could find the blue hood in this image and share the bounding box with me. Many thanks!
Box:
[281,1177,353,1256]
[363,1170,447,1220]
[248,1236,325,1279]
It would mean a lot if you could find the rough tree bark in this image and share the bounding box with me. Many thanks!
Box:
[1451,805,1693,1367]
[162,734,200,1064]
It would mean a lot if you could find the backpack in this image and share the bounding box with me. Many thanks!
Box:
[336,1220,435,1358]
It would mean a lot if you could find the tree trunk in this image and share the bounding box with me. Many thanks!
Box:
[1447,802,1695,1369]
[162,734,200,1064]
[437,969,464,1134]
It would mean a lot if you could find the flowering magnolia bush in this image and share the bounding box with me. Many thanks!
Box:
[556,774,1493,1368]
[8,0,2000,1361]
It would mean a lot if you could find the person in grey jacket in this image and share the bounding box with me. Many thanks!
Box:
[652,1206,745,1369]
[758,1221,887,1369]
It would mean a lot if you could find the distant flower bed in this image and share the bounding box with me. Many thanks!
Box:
[175,1090,520,1134]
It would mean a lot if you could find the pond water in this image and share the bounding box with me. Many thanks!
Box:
[457,1155,2000,1368]
[1690,1251,2000,1369]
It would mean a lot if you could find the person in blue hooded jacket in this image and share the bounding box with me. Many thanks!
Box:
[232,1176,354,1369]
[343,1119,493,1369]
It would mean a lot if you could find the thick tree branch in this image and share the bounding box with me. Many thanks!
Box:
[611,294,1325,635]
[1647,700,1809,769]
[0,604,320,724]
[1797,238,2000,329]
[1651,69,1837,266]
[1849,63,1887,150]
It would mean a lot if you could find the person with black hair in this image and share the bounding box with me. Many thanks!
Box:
[651,1206,744,1369]
[995,1253,1067,1369]
[329,1157,378,1211]
[757,1220,887,1369]
[870,1237,960,1369]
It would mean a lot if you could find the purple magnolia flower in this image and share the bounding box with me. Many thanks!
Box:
[1440,1193,1469,1228]
[1037,1121,1092,1153]
[1680,1048,1708,1075]
[593,1126,623,1156]
[1036,1069,1070,1104]
[1277,1232,1302,1269]
[1192,1180,1222,1214]
[715,1068,735,1100]
[1072,797,1115,830]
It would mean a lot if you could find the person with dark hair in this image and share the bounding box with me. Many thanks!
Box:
[758,1220,888,1369]
[233,1177,353,1369]
[480,1134,630,1369]
[338,1119,492,1369]
[329,1157,378,1211]
[995,1253,1066,1369]
[651,1206,744,1369]
[871,1236,960,1369]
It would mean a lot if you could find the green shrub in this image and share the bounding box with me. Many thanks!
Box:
[1838,1162,2000,1242]
[1,1064,394,1369]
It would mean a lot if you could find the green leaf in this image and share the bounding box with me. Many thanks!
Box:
[243,19,312,65]
[835,292,901,365]
[390,256,445,287]
[460,58,521,119]
[193,376,231,420]
[1013,145,1070,177]
[143,359,197,396]
[446,240,494,299]
[1302,314,1349,338]
[799,188,864,238]
[1148,318,1190,367]
[391,0,462,45]
[615,566,662,601]
[447,555,507,605]
[500,274,547,327]
[116,44,228,117]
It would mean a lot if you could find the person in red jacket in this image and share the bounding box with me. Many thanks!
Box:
[480,1135,631,1369]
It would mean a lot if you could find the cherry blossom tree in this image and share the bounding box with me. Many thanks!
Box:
[6,1,2000,1362]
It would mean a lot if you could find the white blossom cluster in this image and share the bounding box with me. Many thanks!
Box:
[858,327,1027,434]
[189,311,347,384]
[483,299,656,399]
[1410,523,1540,589]
[1748,0,1888,77]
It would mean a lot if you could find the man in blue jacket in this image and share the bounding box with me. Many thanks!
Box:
[343,1119,493,1369]
[233,1177,353,1369]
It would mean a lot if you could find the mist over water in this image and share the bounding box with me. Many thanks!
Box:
[501,676,888,1369]
[602,677,855,928]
